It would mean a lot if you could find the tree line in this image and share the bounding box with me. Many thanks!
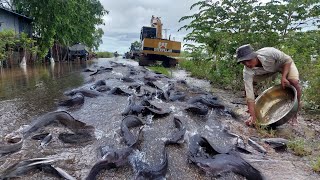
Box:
[0,0,107,60]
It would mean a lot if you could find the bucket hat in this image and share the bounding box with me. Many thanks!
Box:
[236,44,257,63]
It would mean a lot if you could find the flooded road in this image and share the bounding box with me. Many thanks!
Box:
[0,62,90,137]
[0,58,319,180]
[0,62,87,101]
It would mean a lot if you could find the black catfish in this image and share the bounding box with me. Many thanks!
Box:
[188,134,223,159]
[262,138,288,151]
[135,147,168,180]
[58,133,95,144]
[122,95,145,116]
[189,154,264,180]
[58,93,84,107]
[165,117,186,145]
[0,158,56,179]
[141,100,171,117]
[64,88,102,97]
[0,138,23,156]
[248,137,267,154]
[185,102,209,116]
[86,147,133,180]
[120,115,144,147]
[108,87,131,96]
[23,111,94,138]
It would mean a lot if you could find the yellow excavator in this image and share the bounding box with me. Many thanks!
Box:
[138,16,181,67]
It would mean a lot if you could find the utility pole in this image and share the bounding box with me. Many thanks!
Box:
[163,28,170,39]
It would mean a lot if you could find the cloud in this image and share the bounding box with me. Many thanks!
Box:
[98,0,199,54]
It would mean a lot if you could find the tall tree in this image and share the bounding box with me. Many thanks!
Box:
[130,41,141,49]
[12,0,108,58]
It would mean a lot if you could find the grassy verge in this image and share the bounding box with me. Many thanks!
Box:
[96,51,113,58]
[148,65,171,77]
[288,139,312,156]
[179,59,243,90]
[178,59,212,79]
[312,156,320,172]
[255,125,276,138]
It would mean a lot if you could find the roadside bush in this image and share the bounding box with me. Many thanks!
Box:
[179,58,243,90]
[0,30,37,64]
[209,58,243,89]
[0,30,16,61]
[280,31,320,111]
[303,59,320,110]
[179,59,211,79]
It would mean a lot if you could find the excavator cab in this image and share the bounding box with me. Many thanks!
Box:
[140,27,157,40]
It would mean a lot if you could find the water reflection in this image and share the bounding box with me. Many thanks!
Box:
[0,62,89,112]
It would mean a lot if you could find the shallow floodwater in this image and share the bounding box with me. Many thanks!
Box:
[0,61,88,137]
[0,62,87,100]
[0,58,239,179]
[1,58,317,180]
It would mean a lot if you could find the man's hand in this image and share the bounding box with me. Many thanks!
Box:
[245,116,256,126]
[281,77,290,89]
[246,101,256,126]
[281,62,292,89]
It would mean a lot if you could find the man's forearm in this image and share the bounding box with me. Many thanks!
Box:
[281,61,292,79]
[247,101,256,120]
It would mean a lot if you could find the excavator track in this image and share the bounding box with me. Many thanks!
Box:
[138,55,156,66]
[139,54,177,67]
[161,57,177,68]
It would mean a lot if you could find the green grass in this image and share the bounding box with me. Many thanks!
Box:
[96,51,113,58]
[255,125,276,138]
[148,65,171,77]
[179,59,243,90]
[288,139,312,156]
[179,59,212,79]
[312,156,320,172]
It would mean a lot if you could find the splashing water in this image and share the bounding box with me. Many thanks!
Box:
[146,115,154,125]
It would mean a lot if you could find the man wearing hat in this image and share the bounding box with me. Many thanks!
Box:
[236,44,301,126]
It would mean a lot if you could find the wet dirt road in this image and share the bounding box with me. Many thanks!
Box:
[0,58,319,180]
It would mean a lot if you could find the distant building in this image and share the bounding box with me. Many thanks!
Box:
[0,7,32,36]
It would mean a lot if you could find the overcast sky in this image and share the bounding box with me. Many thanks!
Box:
[98,0,199,54]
